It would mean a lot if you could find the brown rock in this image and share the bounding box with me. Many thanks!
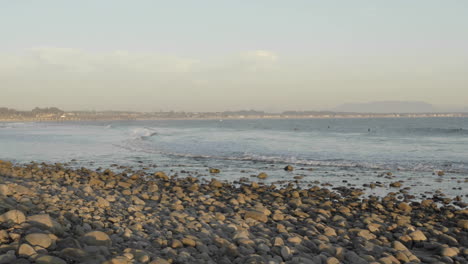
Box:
[154,171,169,180]
[25,233,52,248]
[81,231,112,247]
[27,214,64,235]
[244,210,268,223]
[0,210,26,224]
[409,230,427,241]
[440,247,458,257]
[181,237,196,247]
[209,168,220,174]
[457,219,468,229]
[18,243,37,257]
[398,202,412,213]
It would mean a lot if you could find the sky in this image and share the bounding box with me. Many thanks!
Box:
[0,1,467,112]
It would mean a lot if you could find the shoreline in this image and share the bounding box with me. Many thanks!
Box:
[1,161,467,263]
[1,113,468,123]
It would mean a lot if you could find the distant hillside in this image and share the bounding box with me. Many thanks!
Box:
[334,101,437,113]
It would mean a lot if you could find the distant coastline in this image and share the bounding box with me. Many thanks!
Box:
[0,107,467,122]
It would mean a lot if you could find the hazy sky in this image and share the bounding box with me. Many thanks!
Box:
[1,1,467,111]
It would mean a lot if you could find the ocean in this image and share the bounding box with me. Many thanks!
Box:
[1,117,467,200]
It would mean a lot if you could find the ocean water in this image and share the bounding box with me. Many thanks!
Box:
[1,118,467,200]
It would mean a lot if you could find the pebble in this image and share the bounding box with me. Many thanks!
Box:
[0,161,466,264]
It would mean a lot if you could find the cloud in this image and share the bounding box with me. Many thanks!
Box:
[0,48,279,76]
[244,50,278,62]
[241,50,279,72]
[0,48,204,77]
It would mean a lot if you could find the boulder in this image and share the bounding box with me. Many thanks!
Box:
[440,247,458,257]
[409,230,427,241]
[81,231,112,247]
[244,210,268,223]
[18,243,37,258]
[0,251,16,264]
[0,210,26,224]
[27,214,64,235]
[25,233,52,248]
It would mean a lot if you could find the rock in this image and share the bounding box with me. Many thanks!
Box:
[324,227,337,237]
[409,230,427,241]
[244,210,268,223]
[287,236,302,244]
[390,182,402,188]
[209,168,220,174]
[181,237,196,247]
[420,199,434,208]
[0,210,26,224]
[326,257,340,264]
[367,223,380,232]
[210,179,223,188]
[1,161,466,264]
[272,213,284,221]
[280,246,292,261]
[149,258,171,264]
[25,233,52,248]
[171,239,183,249]
[257,172,268,179]
[18,244,37,258]
[35,255,67,264]
[345,251,368,264]
[59,248,89,262]
[457,219,468,229]
[284,165,294,171]
[0,184,10,196]
[437,171,445,176]
[273,237,284,247]
[394,251,409,263]
[83,185,93,194]
[81,231,112,247]
[154,171,169,181]
[103,256,131,264]
[356,229,377,240]
[440,247,458,257]
[97,197,110,207]
[131,195,145,205]
[0,251,16,264]
[392,241,408,251]
[27,214,64,235]
[398,202,412,213]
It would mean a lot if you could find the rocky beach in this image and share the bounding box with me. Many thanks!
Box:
[0,160,467,264]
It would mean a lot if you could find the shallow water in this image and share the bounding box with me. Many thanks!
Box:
[1,118,467,200]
